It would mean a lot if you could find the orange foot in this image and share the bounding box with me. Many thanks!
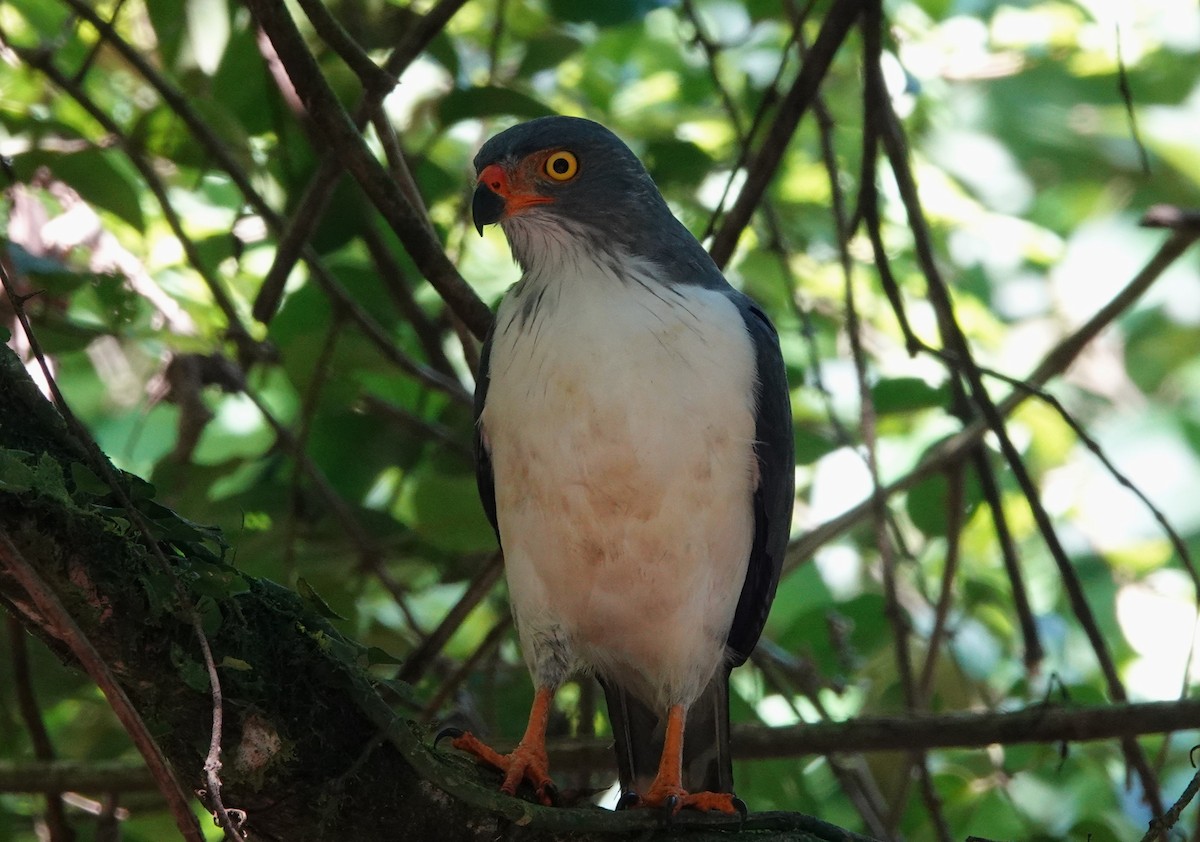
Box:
[446,730,556,806]
[638,782,741,815]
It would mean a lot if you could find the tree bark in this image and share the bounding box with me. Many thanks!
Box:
[0,342,868,842]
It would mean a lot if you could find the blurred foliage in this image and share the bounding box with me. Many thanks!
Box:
[2,0,1200,839]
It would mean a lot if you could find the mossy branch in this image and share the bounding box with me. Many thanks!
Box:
[0,342,868,841]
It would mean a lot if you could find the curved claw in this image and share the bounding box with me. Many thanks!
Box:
[615,790,640,811]
[433,726,465,748]
[732,796,748,820]
[541,780,561,807]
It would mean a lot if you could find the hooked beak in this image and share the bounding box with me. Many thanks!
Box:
[472,163,553,236]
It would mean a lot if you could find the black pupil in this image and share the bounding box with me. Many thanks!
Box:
[552,156,570,174]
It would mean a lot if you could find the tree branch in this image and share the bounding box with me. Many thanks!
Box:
[708,0,862,268]
[242,0,493,339]
[546,698,1200,772]
[0,340,868,841]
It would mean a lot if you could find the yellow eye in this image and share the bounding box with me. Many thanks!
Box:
[544,151,578,181]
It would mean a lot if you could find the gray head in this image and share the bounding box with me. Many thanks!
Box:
[472,116,722,287]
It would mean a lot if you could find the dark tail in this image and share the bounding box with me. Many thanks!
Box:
[600,669,733,795]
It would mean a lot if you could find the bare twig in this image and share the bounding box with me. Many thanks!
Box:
[9,40,250,344]
[866,14,1165,810]
[197,622,247,841]
[915,465,964,707]
[708,0,862,267]
[422,614,511,719]
[1114,24,1151,177]
[293,0,397,95]
[786,203,1200,575]
[398,552,503,684]
[546,697,1200,771]
[972,446,1044,670]
[242,0,491,336]
[0,536,204,842]
[1144,760,1200,842]
[0,761,156,793]
[7,615,73,841]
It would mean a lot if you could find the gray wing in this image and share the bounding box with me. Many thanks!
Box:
[473,324,500,543]
[725,293,794,664]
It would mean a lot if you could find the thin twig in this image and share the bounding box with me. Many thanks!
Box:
[7,615,73,842]
[1142,755,1200,842]
[243,0,490,335]
[398,552,503,685]
[708,0,862,267]
[197,623,247,841]
[1114,24,1151,177]
[293,0,396,95]
[915,464,964,707]
[786,190,1200,579]
[422,614,511,719]
[0,536,205,842]
[545,697,1200,771]
[972,447,1044,670]
[1,261,240,841]
[11,40,251,344]
[867,18,1165,811]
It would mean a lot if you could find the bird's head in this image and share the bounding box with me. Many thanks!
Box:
[472,116,704,277]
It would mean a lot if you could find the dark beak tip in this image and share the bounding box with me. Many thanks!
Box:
[472,183,506,236]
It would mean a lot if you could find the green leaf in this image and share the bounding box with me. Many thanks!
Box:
[546,0,674,25]
[518,34,585,76]
[170,642,211,693]
[0,450,36,492]
[34,453,71,505]
[794,426,839,465]
[365,646,403,666]
[399,466,496,554]
[69,462,110,496]
[9,149,145,231]
[644,138,714,189]
[298,577,347,621]
[437,86,555,126]
[870,377,949,415]
[905,463,983,537]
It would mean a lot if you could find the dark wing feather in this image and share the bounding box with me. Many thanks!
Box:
[473,323,500,543]
[726,294,794,664]
[601,672,732,796]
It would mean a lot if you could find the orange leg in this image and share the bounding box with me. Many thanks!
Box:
[449,686,556,805]
[639,704,738,815]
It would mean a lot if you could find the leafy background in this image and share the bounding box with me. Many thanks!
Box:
[2,0,1200,839]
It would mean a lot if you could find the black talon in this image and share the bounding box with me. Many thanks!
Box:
[433,726,464,747]
[615,790,640,810]
[732,796,748,820]
[662,794,679,822]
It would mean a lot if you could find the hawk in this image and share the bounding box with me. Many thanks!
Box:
[447,116,794,814]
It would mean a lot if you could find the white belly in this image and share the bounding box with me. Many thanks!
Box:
[481,260,758,709]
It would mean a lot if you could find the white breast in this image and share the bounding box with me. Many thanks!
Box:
[481,255,757,710]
